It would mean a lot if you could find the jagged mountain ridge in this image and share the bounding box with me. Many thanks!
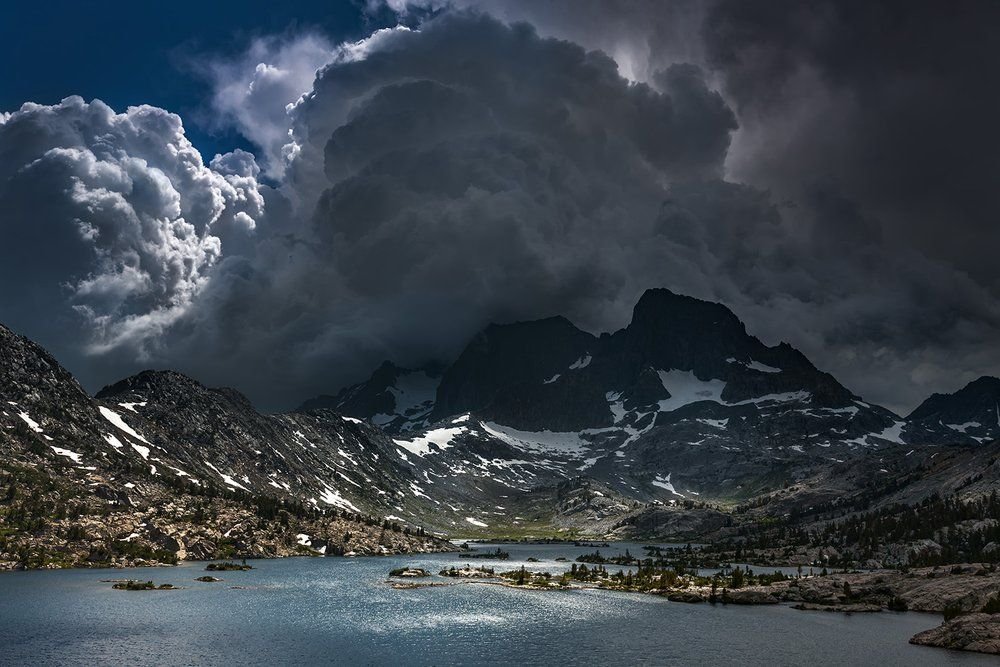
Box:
[308,289,997,503]
[0,324,594,537]
[0,323,456,568]
[432,288,876,431]
[5,287,1000,559]
[297,361,443,432]
[905,376,1000,444]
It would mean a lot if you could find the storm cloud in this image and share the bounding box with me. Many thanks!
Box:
[2,6,999,414]
[0,97,263,381]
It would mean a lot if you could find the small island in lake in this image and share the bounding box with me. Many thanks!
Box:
[206,561,253,571]
[389,567,430,578]
[459,548,509,560]
[113,580,178,591]
[439,566,496,578]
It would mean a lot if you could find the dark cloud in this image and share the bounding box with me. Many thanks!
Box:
[162,13,743,406]
[703,0,1000,287]
[364,2,1000,412]
[3,6,1000,416]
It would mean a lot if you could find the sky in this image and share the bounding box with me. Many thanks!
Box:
[1,0,998,415]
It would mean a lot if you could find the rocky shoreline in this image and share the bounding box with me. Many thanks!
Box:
[0,494,459,571]
[387,560,1000,655]
[910,613,1000,654]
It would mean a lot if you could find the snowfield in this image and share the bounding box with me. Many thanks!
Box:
[393,426,466,456]
[481,422,591,458]
[656,370,726,412]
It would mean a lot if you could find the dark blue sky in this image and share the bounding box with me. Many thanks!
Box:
[0,0,399,159]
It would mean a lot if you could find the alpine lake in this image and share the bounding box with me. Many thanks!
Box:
[0,541,992,666]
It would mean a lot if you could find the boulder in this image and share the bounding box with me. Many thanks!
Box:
[725,588,780,605]
[185,539,217,560]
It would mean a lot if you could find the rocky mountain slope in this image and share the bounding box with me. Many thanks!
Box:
[905,376,1000,444]
[297,361,443,433]
[5,288,1000,570]
[0,324,454,569]
[307,289,952,505]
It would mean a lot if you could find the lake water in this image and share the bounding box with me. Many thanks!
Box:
[0,542,992,666]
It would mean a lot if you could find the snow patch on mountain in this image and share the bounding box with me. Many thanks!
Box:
[104,433,125,450]
[727,358,781,373]
[947,421,982,433]
[393,426,465,457]
[651,473,683,497]
[870,421,906,444]
[318,485,359,512]
[98,406,150,444]
[204,461,250,491]
[568,354,592,370]
[50,446,82,463]
[388,370,439,417]
[730,391,812,407]
[748,360,781,373]
[17,411,43,433]
[656,370,726,412]
[481,422,591,457]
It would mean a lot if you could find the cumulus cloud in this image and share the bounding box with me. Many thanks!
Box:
[369,0,710,83]
[159,13,746,404]
[4,6,1000,416]
[204,33,335,178]
[0,96,263,368]
[203,26,415,181]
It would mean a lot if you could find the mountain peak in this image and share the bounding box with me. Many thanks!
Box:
[632,287,746,328]
[297,360,443,432]
[906,375,1000,444]
[908,375,1000,420]
[967,375,1000,391]
[621,289,757,374]
[96,369,207,399]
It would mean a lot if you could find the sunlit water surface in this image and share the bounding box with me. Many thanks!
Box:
[0,542,992,666]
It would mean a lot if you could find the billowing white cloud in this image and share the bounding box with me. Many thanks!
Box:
[0,96,263,360]
[205,33,334,178]
[366,0,710,84]
[204,27,413,181]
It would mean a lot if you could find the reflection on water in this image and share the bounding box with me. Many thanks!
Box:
[0,542,992,666]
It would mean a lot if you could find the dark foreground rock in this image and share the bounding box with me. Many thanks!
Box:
[910,614,1000,655]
